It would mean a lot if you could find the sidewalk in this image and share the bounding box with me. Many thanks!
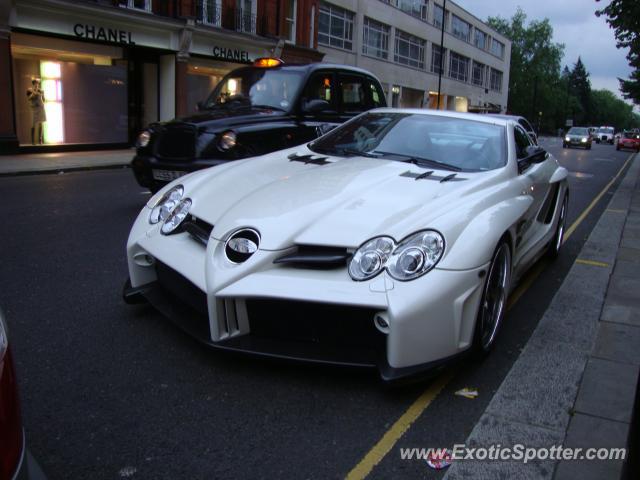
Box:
[444,152,640,480]
[0,149,133,176]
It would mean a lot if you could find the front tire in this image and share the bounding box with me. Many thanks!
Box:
[473,241,511,355]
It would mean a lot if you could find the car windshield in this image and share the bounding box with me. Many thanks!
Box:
[599,127,614,134]
[569,127,588,135]
[201,67,304,111]
[309,112,507,172]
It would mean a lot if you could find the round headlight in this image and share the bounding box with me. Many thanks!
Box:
[161,198,192,235]
[149,185,184,224]
[136,130,151,148]
[564,136,570,142]
[387,230,444,281]
[349,236,395,281]
[219,131,237,150]
[581,137,587,143]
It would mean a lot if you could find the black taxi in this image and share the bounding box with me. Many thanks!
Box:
[131,58,386,191]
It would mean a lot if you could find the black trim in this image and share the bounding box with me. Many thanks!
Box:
[273,245,350,268]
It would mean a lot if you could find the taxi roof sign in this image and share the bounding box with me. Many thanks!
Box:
[253,58,283,68]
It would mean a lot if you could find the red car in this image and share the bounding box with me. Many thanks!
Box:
[616,131,640,152]
[0,310,46,480]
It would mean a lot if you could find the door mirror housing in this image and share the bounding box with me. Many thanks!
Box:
[302,99,331,114]
[525,145,547,163]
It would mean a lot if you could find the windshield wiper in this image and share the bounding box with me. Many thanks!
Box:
[338,148,381,158]
[372,151,462,172]
[252,104,286,112]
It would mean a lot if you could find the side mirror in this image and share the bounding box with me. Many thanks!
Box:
[525,145,547,163]
[302,98,330,114]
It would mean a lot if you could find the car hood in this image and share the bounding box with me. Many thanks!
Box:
[180,146,508,251]
[167,106,287,131]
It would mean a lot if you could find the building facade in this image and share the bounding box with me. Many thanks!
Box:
[0,0,323,152]
[317,0,510,113]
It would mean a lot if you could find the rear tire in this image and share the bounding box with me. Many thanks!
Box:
[473,241,511,355]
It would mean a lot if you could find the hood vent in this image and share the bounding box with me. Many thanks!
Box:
[400,171,466,182]
[288,153,330,165]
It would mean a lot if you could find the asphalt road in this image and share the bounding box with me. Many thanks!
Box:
[0,140,633,480]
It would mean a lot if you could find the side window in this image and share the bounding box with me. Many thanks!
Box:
[519,118,534,133]
[339,74,367,114]
[366,78,386,108]
[303,72,335,106]
[514,125,533,160]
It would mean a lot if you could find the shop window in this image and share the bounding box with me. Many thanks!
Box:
[40,61,64,143]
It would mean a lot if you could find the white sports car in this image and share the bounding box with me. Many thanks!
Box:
[124,109,568,382]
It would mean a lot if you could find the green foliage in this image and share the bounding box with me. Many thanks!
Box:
[488,6,639,132]
[596,0,640,105]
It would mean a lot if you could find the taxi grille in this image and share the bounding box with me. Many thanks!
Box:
[154,123,197,160]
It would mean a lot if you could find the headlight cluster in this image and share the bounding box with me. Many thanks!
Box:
[149,185,192,234]
[349,230,445,281]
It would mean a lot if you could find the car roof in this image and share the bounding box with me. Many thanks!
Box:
[369,108,511,126]
[484,113,528,122]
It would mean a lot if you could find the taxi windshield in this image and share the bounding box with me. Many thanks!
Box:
[202,67,304,112]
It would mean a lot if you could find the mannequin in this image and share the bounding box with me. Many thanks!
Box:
[26,78,46,144]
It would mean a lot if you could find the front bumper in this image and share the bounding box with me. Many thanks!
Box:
[131,155,230,190]
[565,138,590,147]
[126,216,488,382]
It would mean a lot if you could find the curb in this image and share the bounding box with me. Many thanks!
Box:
[443,153,640,479]
[0,163,130,177]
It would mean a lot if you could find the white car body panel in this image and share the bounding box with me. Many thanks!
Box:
[126,109,568,380]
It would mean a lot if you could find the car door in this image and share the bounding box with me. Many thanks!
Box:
[513,124,554,265]
[295,70,340,143]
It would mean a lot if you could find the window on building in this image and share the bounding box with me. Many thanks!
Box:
[197,0,222,27]
[490,38,505,58]
[362,17,390,59]
[284,0,297,42]
[449,51,469,82]
[430,44,446,74]
[471,61,485,86]
[395,0,428,21]
[474,28,487,50]
[119,0,152,11]
[451,15,471,42]
[433,3,448,30]
[394,30,425,69]
[318,2,354,51]
[490,68,503,91]
[235,0,256,34]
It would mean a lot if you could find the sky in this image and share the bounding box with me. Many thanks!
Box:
[455,0,633,100]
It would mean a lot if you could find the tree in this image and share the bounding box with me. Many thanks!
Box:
[590,89,640,129]
[596,0,640,105]
[487,8,566,132]
[568,57,591,124]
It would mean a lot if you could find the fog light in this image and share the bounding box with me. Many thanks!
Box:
[133,252,155,267]
[374,313,390,333]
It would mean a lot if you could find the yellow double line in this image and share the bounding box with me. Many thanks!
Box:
[345,152,636,480]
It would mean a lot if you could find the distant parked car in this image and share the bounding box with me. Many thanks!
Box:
[563,127,592,149]
[485,114,538,145]
[131,58,387,192]
[595,126,615,144]
[0,309,46,480]
[616,131,640,152]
